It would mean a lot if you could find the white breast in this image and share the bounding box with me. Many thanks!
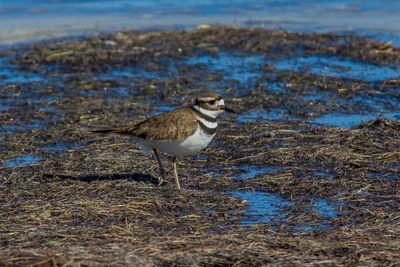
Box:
[136,125,216,157]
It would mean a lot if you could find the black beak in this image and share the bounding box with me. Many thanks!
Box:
[224,106,235,113]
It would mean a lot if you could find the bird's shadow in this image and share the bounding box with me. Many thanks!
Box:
[43,172,159,185]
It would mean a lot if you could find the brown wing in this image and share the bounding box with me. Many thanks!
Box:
[109,107,199,141]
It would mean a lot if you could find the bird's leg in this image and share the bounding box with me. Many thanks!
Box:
[153,149,165,185]
[172,157,181,190]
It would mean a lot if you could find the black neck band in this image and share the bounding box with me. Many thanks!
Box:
[196,119,217,135]
[191,106,217,123]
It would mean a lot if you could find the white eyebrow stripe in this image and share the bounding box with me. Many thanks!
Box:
[199,97,216,102]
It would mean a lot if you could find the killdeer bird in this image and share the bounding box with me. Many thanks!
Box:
[92,92,234,189]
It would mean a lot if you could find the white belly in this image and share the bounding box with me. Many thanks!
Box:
[136,126,216,157]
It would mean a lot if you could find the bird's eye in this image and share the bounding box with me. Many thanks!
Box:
[208,100,216,105]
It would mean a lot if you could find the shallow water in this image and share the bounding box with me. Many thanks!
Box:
[314,172,336,179]
[187,53,264,83]
[3,154,42,167]
[186,51,399,127]
[273,56,400,82]
[1,47,398,130]
[236,104,399,128]
[313,111,400,128]
[43,142,83,153]
[235,165,283,180]
[313,198,340,219]
[188,52,400,84]
[0,122,44,135]
[236,109,288,123]
[200,168,337,228]
[233,191,341,228]
[232,191,290,224]
[371,172,400,181]
[0,56,45,84]
[1,0,400,46]
[295,198,341,231]
[231,165,343,226]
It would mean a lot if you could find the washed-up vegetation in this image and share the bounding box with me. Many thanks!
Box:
[0,26,399,266]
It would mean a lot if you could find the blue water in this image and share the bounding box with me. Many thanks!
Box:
[2,0,400,46]
[313,198,339,219]
[315,172,336,179]
[313,111,400,128]
[43,142,83,153]
[236,109,288,123]
[187,52,399,128]
[189,53,400,83]
[2,0,394,17]
[187,53,264,83]
[104,64,176,81]
[0,69,43,83]
[1,48,398,132]
[273,56,400,82]
[293,198,341,231]
[237,108,400,128]
[233,191,341,227]
[371,172,400,181]
[0,56,45,84]
[0,122,43,135]
[153,105,176,115]
[3,155,42,167]
[232,191,290,224]
[236,165,283,180]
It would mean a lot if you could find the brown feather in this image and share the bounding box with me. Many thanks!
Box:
[101,107,199,141]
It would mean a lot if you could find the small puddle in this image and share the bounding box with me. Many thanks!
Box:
[232,191,290,224]
[294,198,341,231]
[236,165,283,180]
[312,111,400,128]
[232,190,341,229]
[3,155,42,167]
[313,198,339,219]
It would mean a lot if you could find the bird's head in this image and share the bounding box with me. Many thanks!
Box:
[193,92,235,117]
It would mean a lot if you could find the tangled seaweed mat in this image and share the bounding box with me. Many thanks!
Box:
[1,119,399,266]
[0,26,399,266]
